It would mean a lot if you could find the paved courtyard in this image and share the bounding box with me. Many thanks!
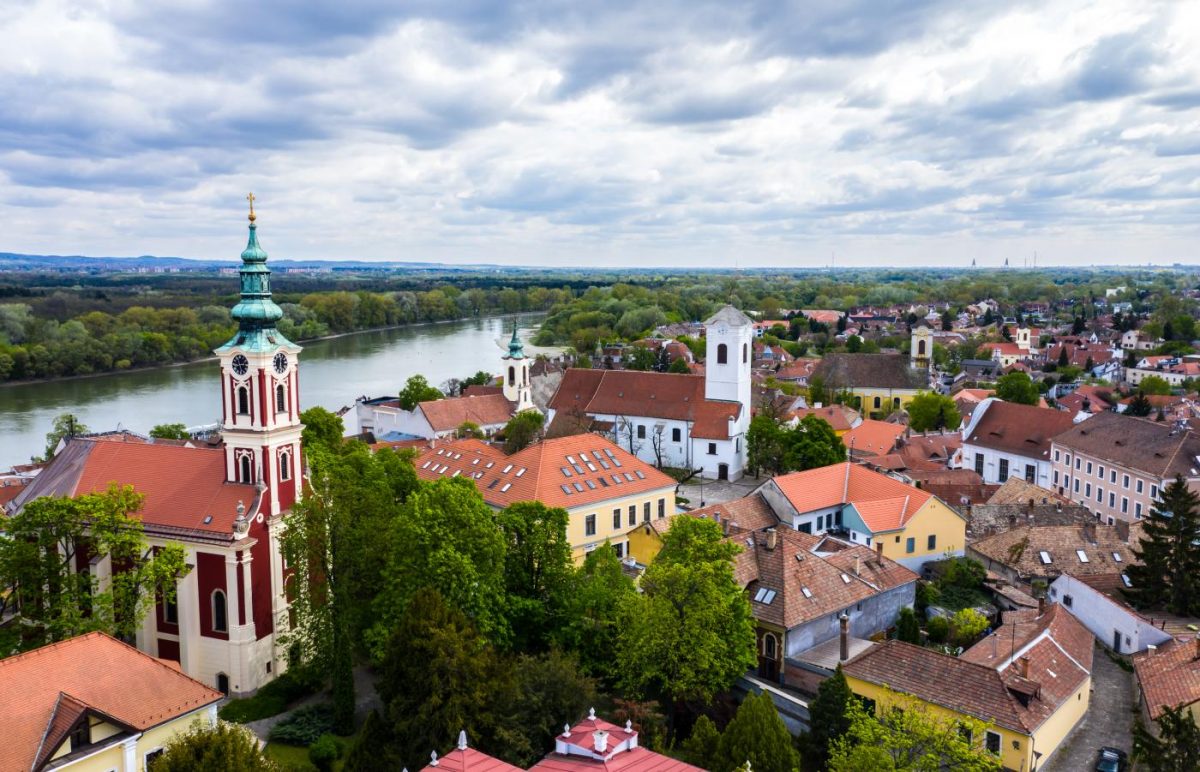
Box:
[1041,643,1134,772]
[677,473,763,509]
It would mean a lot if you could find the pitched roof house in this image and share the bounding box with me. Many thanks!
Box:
[961,398,1077,488]
[969,522,1139,584]
[1132,636,1200,724]
[0,632,222,772]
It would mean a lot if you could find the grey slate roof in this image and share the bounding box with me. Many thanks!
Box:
[1052,411,1200,480]
[813,353,929,391]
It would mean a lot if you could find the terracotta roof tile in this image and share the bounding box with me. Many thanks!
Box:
[843,420,907,456]
[770,463,936,533]
[419,393,515,432]
[0,632,222,772]
[965,400,1076,460]
[813,353,929,391]
[969,524,1137,579]
[1052,411,1200,479]
[1133,636,1200,719]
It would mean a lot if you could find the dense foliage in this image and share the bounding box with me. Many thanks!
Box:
[151,721,279,771]
[746,413,847,477]
[1133,705,1200,771]
[1123,476,1200,615]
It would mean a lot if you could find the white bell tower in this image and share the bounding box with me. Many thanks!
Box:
[911,325,933,369]
[502,323,535,413]
[704,305,753,422]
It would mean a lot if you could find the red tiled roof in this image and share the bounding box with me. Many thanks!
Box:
[8,438,261,537]
[843,420,906,456]
[529,713,702,772]
[771,463,936,533]
[788,404,859,431]
[965,399,1076,461]
[688,494,779,533]
[414,435,676,510]
[463,384,504,398]
[0,632,222,772]
[419,393,515,432]
[1133,636,1200,719]
[421,744,523,772]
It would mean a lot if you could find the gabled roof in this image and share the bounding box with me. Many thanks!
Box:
[964,399,1076,460]
[770,462,940,533]
[688,494,780,532]
[7,438,260,539]
[418,393,516,431]
[843,420,907,456]
[529,712,701,772]
[0,632,222,772]
[969,524,1138,578]
[413,435,676,510]
[1051,411,1200,479]
[812,353,928,391]
[788,404,860,432]
[1133,636,1200,719]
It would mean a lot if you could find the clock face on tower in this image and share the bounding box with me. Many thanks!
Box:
[273,352,289,373]
[231,354,249,376]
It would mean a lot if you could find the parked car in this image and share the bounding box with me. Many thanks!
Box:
[1095,746,1127,772]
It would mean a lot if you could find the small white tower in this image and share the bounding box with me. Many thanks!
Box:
[1015,326,1032,350]
[911,325,933,369]
[502,323,535,413]
[704,305,753,427]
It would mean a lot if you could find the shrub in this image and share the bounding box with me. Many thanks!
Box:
[926,616,950,644]
[308,734,342,772]
[219,669,322,723]
[270,704,336,746]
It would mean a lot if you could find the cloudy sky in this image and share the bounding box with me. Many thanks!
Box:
[2,0,1199,268]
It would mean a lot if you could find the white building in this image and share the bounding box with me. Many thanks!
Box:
[1048,575,1171,654]
[960,398,1077,487]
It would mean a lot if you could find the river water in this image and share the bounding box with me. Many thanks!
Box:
[0,314,549,470]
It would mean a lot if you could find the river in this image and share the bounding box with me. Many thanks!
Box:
[0,314,550,470]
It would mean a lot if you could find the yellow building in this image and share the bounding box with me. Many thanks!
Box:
[1,631,224,771]
[414,435,678,562]
[844,604,1093,771]
[811,353,928,419]
[759,462,967,572]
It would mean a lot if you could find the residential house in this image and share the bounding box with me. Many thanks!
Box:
[0,632,223,772]
[842,419,907,458]
[961,398,1076,488]
[1126,355,1200,387]
[757,462,968,571]
[412,435,677,562]
[547,306,753,480]
[1048,574,1171,654]
[968,522,1139,586]
[866,431,961,475]
[785,404,861,434]
[1120,329,1162,351]
[844,603,1093,772]
[774,358,819,386]
[1133,636,1200,728]
[1050,411,1200,523]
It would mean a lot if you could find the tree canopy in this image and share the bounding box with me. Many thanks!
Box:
[994,371,1039,405]
[42,412,88,460]
[906,392,962,432]
[149,422,191,440]
[747,413,846,477]
[152,721,279,771]
[1133,704,1200,771]
[714,691,801,772]
[1123,476,1200,615]
[503,410,545,453]
[398,374,444,410]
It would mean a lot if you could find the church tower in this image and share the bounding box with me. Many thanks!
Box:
[215,195,303,518]
[704,305,753,426]
[502,322,535,413]
[911,325,933,369]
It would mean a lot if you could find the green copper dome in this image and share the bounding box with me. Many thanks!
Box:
[505,323,525,359]
[216,204,295,354]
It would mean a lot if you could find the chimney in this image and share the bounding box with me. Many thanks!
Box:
[766,528,778,550]
[1147,644,1157,657]
[1017,656,1030,679]
[855,555,861,576]
[875,541,884,560]
[593,730,609,754]
[1038,594,1046,617]
[839,613,850,661]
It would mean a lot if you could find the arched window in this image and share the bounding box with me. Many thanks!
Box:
[717,343,728,364]
[918,340,927,356]
[763,633,778,659]
[742,343,748,363]
[279,451,291,481]
[212,590,228,633]
[239,455,252,483]
[276,383,286,413]
[216,673,230,695]
[237,387,249,415]
[508,366,515,386]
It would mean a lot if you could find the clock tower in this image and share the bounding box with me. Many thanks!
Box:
[215,195,303,518]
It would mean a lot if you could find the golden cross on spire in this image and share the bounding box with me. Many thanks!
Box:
[246,192,257,222]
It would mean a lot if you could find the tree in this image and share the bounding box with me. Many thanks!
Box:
[150,422,190,440]
[1140,375,1172,396]
[829,693,1000,771]
[668,355,692,373]
[786,414,847,471]
[746,414,787,477]
[807,664,855,769]
[506,650,597,766]
[151,721,279,771]
[940,309,953,331]
[618,517,756,738]
[950,608,989,648]
[498,502,574,651]
[300,406,345,450]
[715,691,801,772]
[462,370,494,389]
[371,477,509,656]
[398,374,443,410]
[1123,476,1200,615]
[896,607,921,644]
[1125,391,1153,417]
[1057,346,1069,368]
[625,344,658,371]
[994,371,1039,405]
[503,410,545,453]
[456,421,484,439]
[678,715,721,769]
[554,544,637,680]
[42,412,88,460]
[1133,705,1200,771]
[0,484,187,654]
[906,392,962,432]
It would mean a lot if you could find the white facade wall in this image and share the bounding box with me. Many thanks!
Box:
[602,413,744,479]
[1048,575,1171,654]
[1049,443,1165,523]
[962,442,1052,487]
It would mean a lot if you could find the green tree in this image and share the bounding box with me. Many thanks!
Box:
[807,664,855,769]
[678,715,721,769]
[456,421,484,439]
[896,607,921,644]
[0,484,187,653]
[941,309,953,331]
[300,406,345,450]
[625,344,658,371]
[503,410,545,453]
[507,649,597,766]
[1133,705,1200,771]
[785,414,847,471]
[1125,391,1153,417]
[829,693,999,771]
[1139,375,1172,396]
[906,392,962,432]
[150,721,279,771]
[618,517,756,738]
[994,371,1039,405]
[42,412,88,460]
[498,501,574,651]
[463,370,494,389]
[668,355,692,373]
[1123,476,1200,615]
[747,414,788,477]
[149,422,190,440]
[555,544,637,681]
[371,477,509,656]
[950,608,989,648]
[715,691,801,772]
[398,374,443,410]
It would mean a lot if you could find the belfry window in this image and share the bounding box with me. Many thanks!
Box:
[508,366,516,387]
[239,455,252,483]
[742,343,748,363]
[212,589,228,633]
[717,343,728,364]
[276,383,286,413]
[237,386,249,415]
[280,451,292,481]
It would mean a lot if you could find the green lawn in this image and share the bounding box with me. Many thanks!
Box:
[265,730,359,771]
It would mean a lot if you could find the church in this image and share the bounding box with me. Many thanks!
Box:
[546,306,754,480]
[6,200,298,696]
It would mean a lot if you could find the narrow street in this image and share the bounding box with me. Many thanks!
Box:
[1041,644,1134,772]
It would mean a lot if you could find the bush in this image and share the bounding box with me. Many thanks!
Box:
[219,669,322,723]
[308,734,342,772]
[926,616,950,644]
[270,704,336,746]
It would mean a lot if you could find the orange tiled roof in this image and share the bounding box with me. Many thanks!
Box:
[418,393,515,432]
[7,438,261,538]
[771,462,936,533]
[843,420,906,456]
[788,404,859,431]
[1133,636,1200,719]
[688,494,780,533]
[0,632,222,772]
[529,713,702,772]
[414,435,676,510]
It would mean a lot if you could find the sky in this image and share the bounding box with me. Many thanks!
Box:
[1,0,1199,268]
